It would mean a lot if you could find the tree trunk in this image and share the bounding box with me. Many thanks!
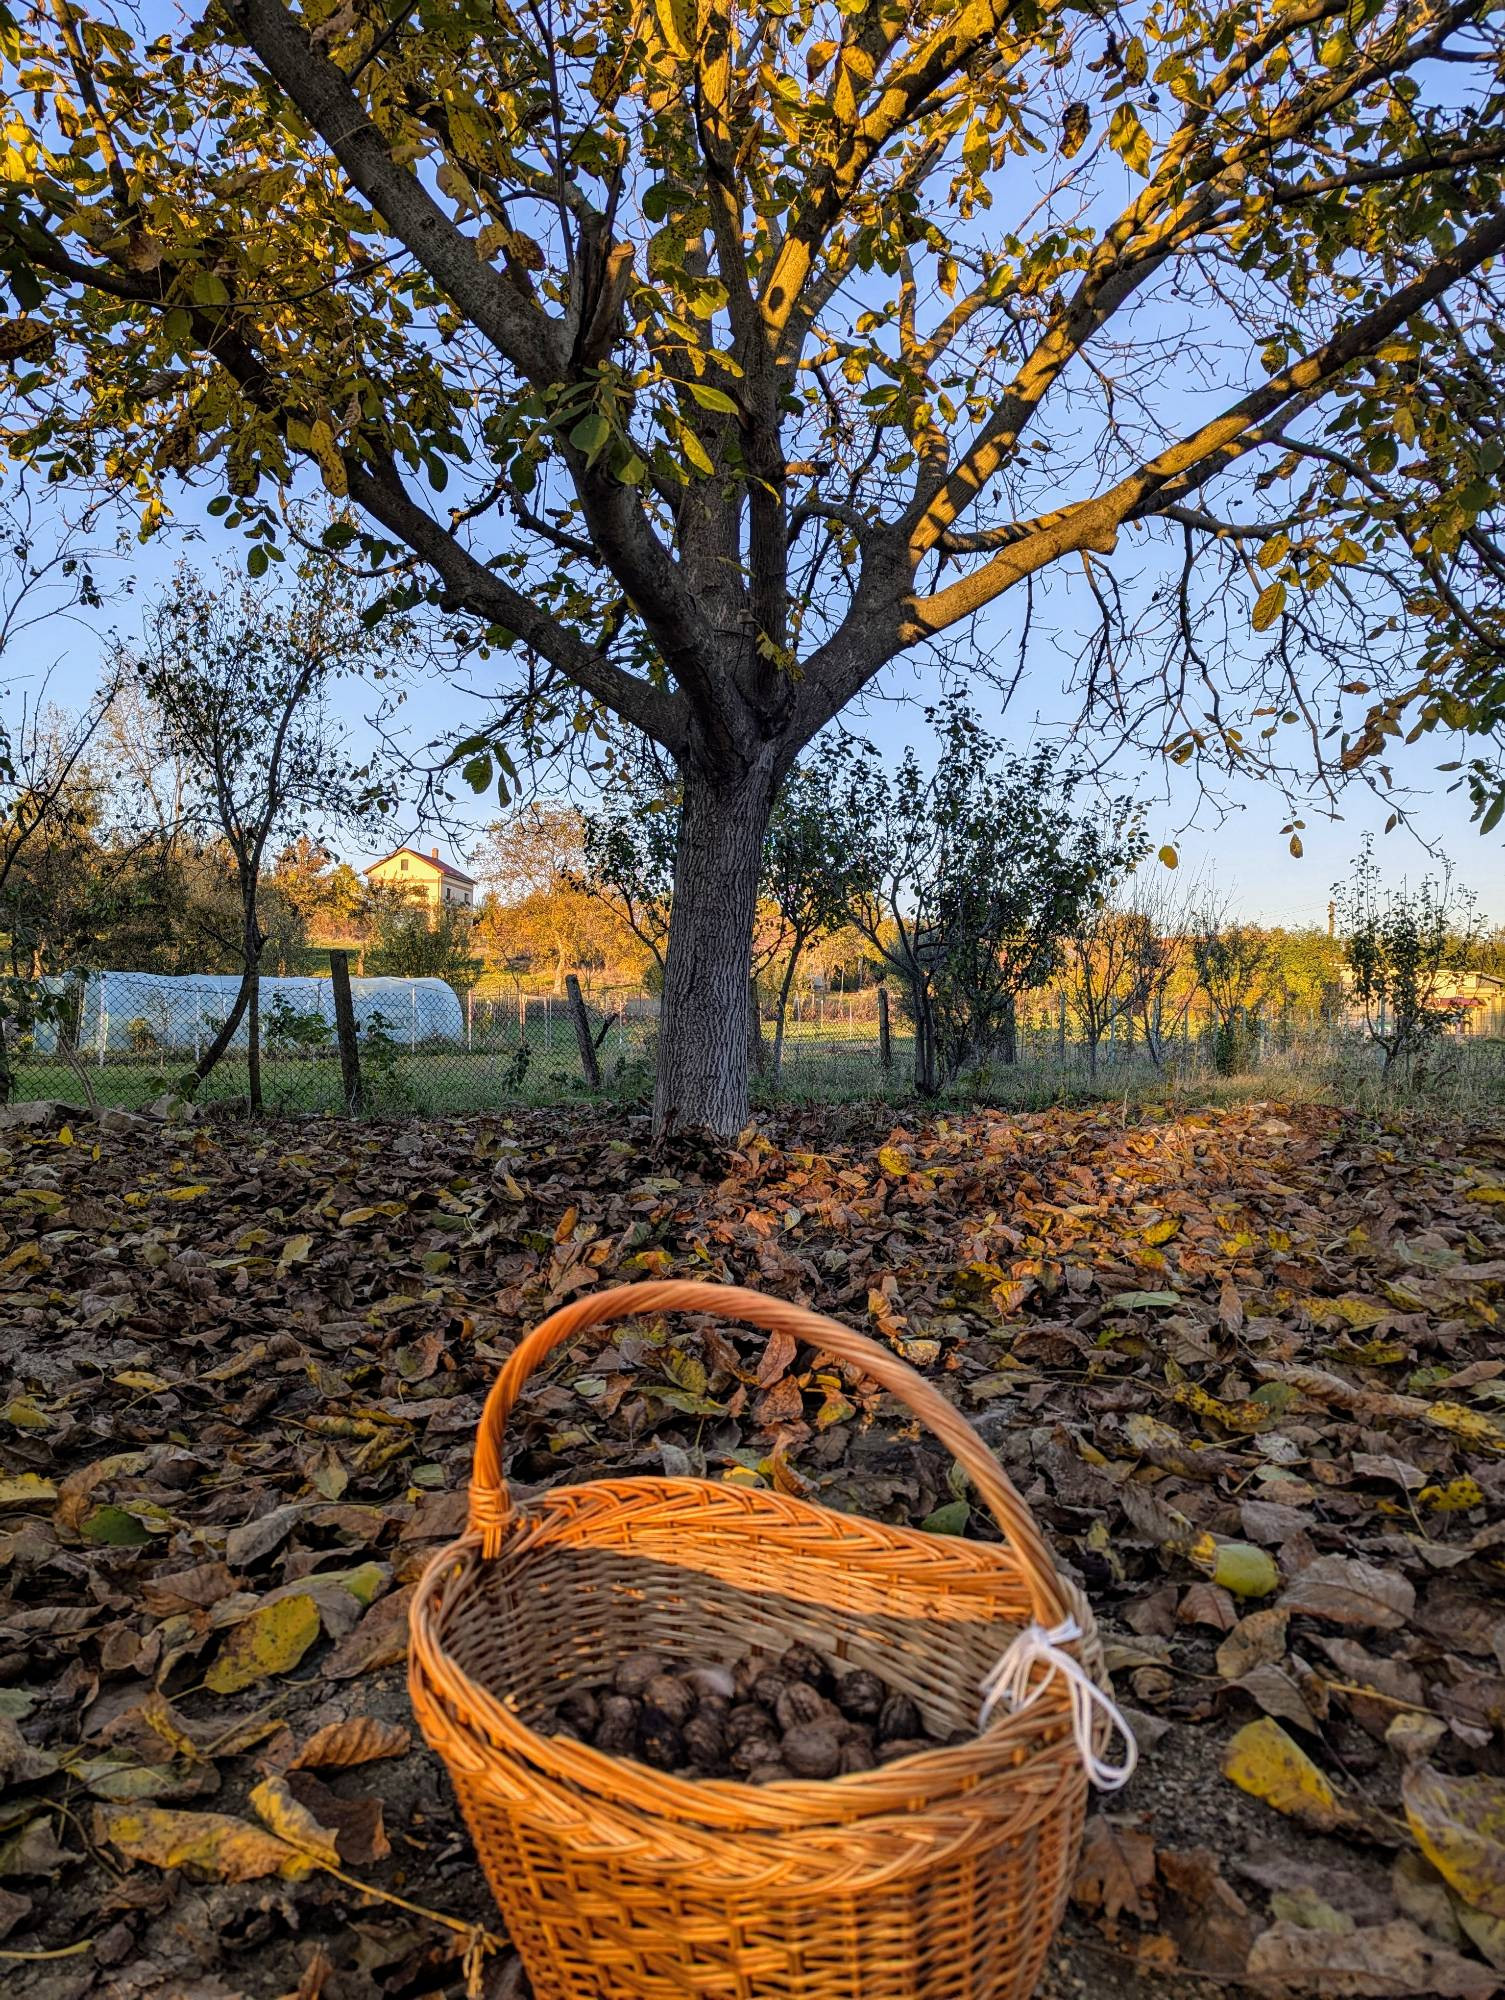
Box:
[186,959,259,1093]
[911,976,939,1096]
[999,993,1017,1065]
[247,969,261,1112]
[771,945,803,1084]
[653,758,776,1136]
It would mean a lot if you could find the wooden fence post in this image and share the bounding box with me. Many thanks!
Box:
[329,951,364,1116]
[566,974,601,1089]
[877,984,892,1072]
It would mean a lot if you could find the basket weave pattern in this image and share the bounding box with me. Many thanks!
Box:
[410,1281,1105,1999]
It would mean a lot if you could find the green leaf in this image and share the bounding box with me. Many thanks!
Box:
[81,1505,153,1546]
[569,412,611,459]
[246,543,269,578]
[686,382,739,414]
[921,1499,971,1535]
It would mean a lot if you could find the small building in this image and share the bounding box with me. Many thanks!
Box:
[364,844,477,911]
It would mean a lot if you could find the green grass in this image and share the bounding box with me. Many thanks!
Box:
[13,1023,1503,1119]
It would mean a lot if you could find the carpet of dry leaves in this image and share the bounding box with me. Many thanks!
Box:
[2,1095,1504,2000]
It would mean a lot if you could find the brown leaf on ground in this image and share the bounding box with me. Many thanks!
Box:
[2,1100,1502,1995]
[1072,1815,1158,1927]
[1280,1556,1417,1630]
[1158,1845,1257,1976]
[290,1715,412,1770]
[1247,1916,1500,1997]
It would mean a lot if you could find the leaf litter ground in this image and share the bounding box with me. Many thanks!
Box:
[2,1098,1504,1999]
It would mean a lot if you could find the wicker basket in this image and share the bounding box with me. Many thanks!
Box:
[409,1280,1107,2000]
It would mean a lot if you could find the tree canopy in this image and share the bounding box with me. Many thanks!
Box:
[2,0,1503,1126]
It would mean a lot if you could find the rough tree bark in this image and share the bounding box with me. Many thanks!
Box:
[653,759,776,1136]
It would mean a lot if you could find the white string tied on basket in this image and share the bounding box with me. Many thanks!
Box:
[978,1615,1138,1792]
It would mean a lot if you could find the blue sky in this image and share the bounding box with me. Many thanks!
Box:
[13,493,1496,929]
[13,509,1501,929]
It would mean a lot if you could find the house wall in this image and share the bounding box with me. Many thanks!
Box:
[364,853,475,910]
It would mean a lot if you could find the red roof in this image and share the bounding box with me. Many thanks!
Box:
[364,845,476,887]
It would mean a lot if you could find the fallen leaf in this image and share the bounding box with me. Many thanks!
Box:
[290,1715,411,1770]
[1280,1555,1415,1630]
[1072,1814,1158,1926]
[93,1804,314,1882]
[1403,1765,1505,1918]
[249,1775,340,1867]
[0,1473,56,1509]
[1247,1917,1498,1997]
[1159,1845,1256,1975]
[1222,1717,1351,1833]
[204,1592,321,1693]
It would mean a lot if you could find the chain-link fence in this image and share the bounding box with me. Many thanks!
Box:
[4,968,658,1114]
[5,967,1503,1115]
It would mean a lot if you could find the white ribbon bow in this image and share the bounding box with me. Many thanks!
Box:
[979,1616,1138,1792]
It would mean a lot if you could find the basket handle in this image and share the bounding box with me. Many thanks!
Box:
[468,1279,1069,1626]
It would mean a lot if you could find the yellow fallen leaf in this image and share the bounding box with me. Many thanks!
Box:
[161,1183,210,1202]
[113,1371,171,1394]
[1143,1217,1181,1246]
[249,1776,339,1867]
[1464,1185,1505,1204]
[1300,1295,1389,1331]
[1174,1382,1271,1434]
[338,1206,379,1228]
[1403,1765,1505,1918]
[94,1803,312,1882]
[876,1145,908,1177]
[1223,1717,1350,1832]
[204,1593,320,1694]
[3,1397,51,1429]
[1418,1477,1485,1512]
[1424,1402,1505,1453]
[278,1233,313,1269]
[0,1472,57,1508]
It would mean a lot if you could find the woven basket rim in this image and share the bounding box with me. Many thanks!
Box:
[409,1471,1098,1838]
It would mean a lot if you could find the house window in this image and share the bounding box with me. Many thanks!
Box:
[399,857,408,874]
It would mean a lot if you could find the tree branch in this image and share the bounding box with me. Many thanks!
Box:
[907,199,1505,638]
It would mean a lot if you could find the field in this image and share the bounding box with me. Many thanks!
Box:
[2,1097,1503,1997]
